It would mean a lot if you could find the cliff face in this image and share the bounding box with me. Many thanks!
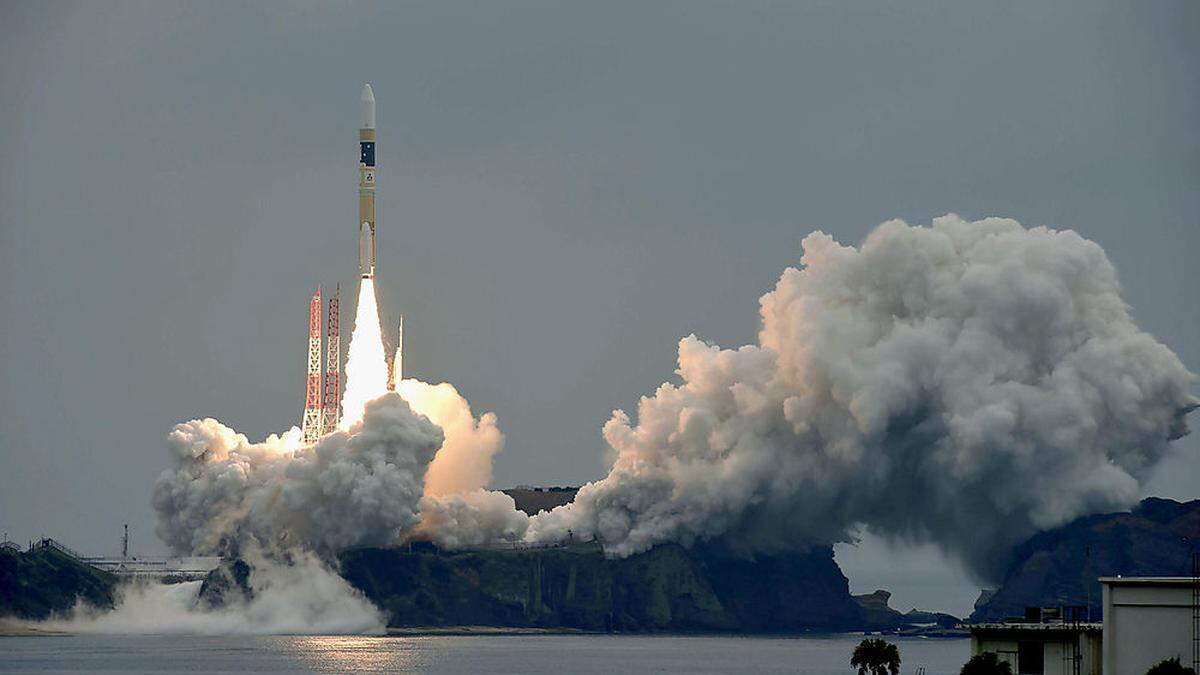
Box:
[335,542,865,632]
[970,498,1200,622]
[0,546,117,620]
[852,590,961,630]
[195,559,253,610]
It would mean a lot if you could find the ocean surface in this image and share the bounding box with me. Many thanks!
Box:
[0,634,969,674]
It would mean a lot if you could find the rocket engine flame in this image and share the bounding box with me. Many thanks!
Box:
[340,278,389,430]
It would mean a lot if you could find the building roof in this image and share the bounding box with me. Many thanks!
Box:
[971,622,1103,635]
[1098,576,1198,586]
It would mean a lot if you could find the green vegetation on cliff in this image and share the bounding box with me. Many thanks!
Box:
[336,542,864,632]
[0,545,117,620]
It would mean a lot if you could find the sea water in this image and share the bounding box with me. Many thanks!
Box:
[0,633,968,674]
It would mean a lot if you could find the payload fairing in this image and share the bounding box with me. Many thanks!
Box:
[359,84,377,279]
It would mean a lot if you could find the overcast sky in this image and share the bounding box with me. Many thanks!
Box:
[1,1,1196,615]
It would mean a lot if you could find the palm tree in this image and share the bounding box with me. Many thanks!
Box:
[1145,657,1197,675]
[961,652,1013,675]
[851,638,901,675]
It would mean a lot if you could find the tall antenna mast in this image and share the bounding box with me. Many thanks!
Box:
[301,286,324,443]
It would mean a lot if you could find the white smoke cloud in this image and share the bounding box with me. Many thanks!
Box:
[395,379,530,550]
[400,379,504,497]
[416,489,530,549]
[136,280,524,634]
[151,215,1194,582]
[152,374,521,557]
[153,392,443,556]
[38,551,383,635]
[526,215,1196,580]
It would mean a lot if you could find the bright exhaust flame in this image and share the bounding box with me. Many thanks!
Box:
[339,278,389,429]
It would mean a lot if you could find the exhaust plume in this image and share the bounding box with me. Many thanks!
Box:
[526,215,1196,580]
[153,393,442,556]
[153,268,521,558]
[399,379,504,497]
[340,278,389,429]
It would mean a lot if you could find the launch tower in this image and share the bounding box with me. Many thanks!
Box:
[322,285,341,432]
[301,286,324,443]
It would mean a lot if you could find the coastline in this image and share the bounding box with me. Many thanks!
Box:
[0,619,67,637]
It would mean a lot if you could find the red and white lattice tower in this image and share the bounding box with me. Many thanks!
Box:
[322,284,341,432]
[301,286,324,443]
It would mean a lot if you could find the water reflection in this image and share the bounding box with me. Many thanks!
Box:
[288,635,430,672]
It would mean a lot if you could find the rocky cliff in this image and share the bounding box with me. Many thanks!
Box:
[196,542,868,632]
[852,590,960,630]
[0,545,117,620]
[970,497,1200,622]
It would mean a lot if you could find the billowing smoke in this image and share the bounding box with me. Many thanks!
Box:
[152,378,518,557]
[153,393,443,556]
[39,550,384,635]
[396,379,530,548]
[153,215,1194,583]
[417,489,530,549]
[399,379,504,497]
[526,215,1196,580]
[136,263,531,634]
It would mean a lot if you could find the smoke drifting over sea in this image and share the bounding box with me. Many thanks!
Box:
[525,215,1196,580]
[42,550,384,635]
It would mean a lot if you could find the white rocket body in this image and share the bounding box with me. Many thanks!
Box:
[358,84,377,279]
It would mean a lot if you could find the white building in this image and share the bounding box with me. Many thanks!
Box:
[1101,577,1197,675]
[971,613,1102,675]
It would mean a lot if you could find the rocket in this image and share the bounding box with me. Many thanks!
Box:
[358,84,377,279]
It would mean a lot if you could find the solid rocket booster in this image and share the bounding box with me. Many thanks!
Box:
[395,314,403,382]
[358,84,377,279]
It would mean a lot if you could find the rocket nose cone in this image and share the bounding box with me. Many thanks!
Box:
[360,83,376,129]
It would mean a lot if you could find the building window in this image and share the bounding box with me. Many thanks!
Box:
[1017,642,1043,674]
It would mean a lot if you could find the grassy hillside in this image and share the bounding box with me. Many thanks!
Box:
[0,546,117,620]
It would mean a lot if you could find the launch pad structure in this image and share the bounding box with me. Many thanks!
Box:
[302,285,342,443]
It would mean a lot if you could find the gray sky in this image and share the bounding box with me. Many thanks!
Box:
[1,1,1197,615]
